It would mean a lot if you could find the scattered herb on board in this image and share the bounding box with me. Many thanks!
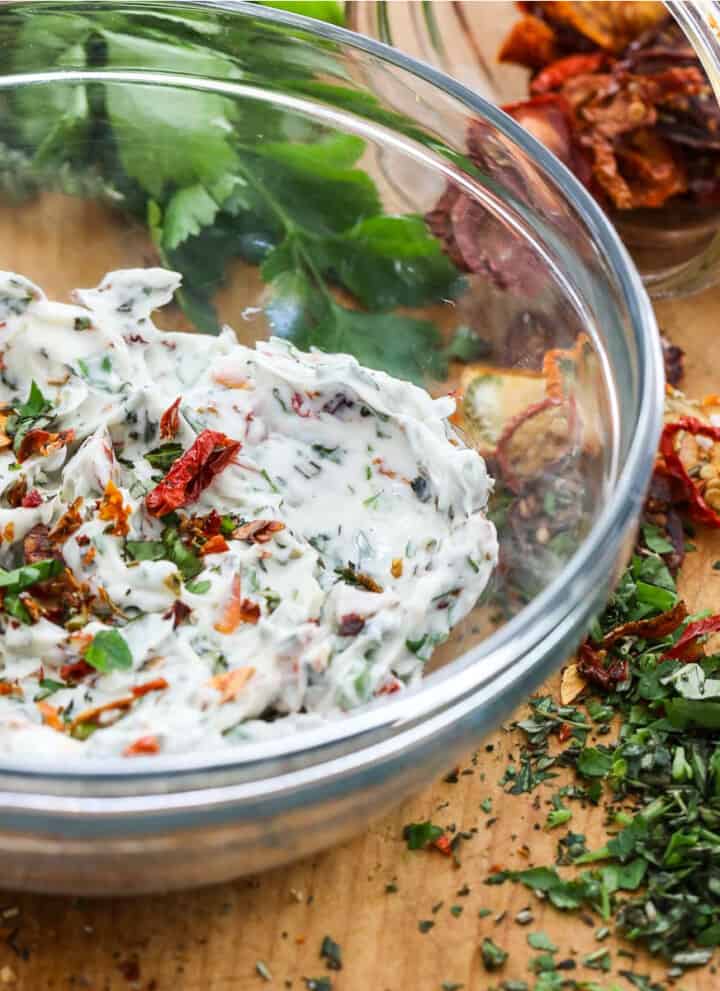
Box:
[403,821,444,850]
[319,936,342,971]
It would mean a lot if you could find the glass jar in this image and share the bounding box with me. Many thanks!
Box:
[347,0,720,298]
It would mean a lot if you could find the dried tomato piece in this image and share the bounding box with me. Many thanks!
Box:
[24,524,63,568]
[145,430,241,517]
[531,52,606,94]
[502,94,592,187]
[600,600,688,647]
[536,2,667,53]
[498,14,557,70]
[614,129,687,208]
[663,614,720,661]
[495,397,577,492]
[660,417,720,527]
[160,397,181,440]
[60,659,95,683]
[577,641,628,690]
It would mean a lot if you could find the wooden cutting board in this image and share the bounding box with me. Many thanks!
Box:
[0,196,716,991]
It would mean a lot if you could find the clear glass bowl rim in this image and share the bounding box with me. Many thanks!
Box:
[0,0,663,789]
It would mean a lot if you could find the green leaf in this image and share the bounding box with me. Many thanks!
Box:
[0,558,63,593]
[403,821,443,850]
[642,523,674,555]
[600,858,647,893]
[254,1,346,25]
[144,443,184,471]
[6,380,55,454]
[576,747,613,778]
[445,325,491,364]
[527,932,558,952]
[102,32,241,198]
[665,697,720,730]
[34,678,68,701]
[329,215,463,311]
[125,540,166,563]
[84,629,133,673]
[251,135,381,236]
[293,301,447,386]
[163,184,221,251]
[186,579,211,595]
[163,528,204,582]
[480,938,508,971]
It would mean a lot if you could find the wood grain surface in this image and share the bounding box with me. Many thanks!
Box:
[0,196,715,991]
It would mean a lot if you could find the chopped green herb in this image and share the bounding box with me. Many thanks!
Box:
[144,442,183,470]
[319,936,342,971]
[480,938,508,971]
[418,920,434,934]
[403,821,443,850]
[84,629,133,673]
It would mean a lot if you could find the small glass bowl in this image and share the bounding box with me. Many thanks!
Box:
[0,0,661,893]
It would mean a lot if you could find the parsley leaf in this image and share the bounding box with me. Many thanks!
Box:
[403,821,443,850]
[0,558,63,592]
[5,380,55,454]
[144,442,183,471]
[84,629,133,673]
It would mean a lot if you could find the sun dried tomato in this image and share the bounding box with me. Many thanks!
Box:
[498,14,557,69]
[159,397,181,440]
[59,659,95,683]
[495,397,577,492]
[531,52,606,93]
[662,614,720,661]
[577,641,629,690]
[601,601,688,647]
[200,534,229,556]
[145,430,241,517]
[660,417,720,527]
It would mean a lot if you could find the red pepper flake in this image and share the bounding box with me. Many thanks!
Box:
[131,677,169,698]
[123,736,160,758]
[17,428,75,463]
[232,519,285,544]
[660,417,720,527]
[338,613,365,637]
[159,397,182,440]
[97,479,131,537]
[558,722,573,743]
[291,392,312,418]
[163,600,192,629]
[577,642,629,691]
[375,677,402,696]
[200,534,229,556]
[432,835,453,856]
[0,683,15,696]
[662,614,720,661]
[21,489,43,508]
[48,498,84,545]
[145,430,241,517]
[60,660,95,683]
[214,575,260,634]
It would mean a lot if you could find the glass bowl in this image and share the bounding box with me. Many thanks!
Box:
[0,0,661,893]
[348,0,720,298]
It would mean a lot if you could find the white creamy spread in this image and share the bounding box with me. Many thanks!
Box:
[0,269,497,759]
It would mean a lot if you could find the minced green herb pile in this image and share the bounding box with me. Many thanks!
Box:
[490,523,720,984]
